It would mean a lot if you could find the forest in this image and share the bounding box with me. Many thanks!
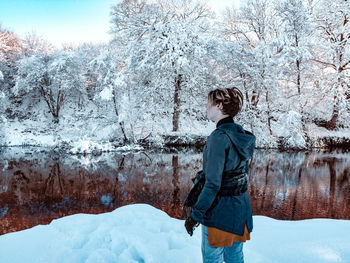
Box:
[0,0,349,150]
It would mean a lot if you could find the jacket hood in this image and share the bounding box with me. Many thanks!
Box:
[217,123,256,161]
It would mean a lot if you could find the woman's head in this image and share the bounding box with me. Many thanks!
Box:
[206,87,244,121]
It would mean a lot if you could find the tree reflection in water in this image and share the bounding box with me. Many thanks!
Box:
[0,147,349,235]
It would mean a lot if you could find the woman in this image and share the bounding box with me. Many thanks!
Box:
[184,87,256,263]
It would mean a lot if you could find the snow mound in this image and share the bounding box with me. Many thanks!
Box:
[0,204,201,263]
[0,204,349,263]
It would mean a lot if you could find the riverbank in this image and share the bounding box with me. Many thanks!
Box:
[1,118,350,154]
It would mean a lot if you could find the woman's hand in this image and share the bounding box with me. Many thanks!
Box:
[184,216,199,236]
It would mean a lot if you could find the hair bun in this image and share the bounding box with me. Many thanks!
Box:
[228,87,243,110]
[207,87,244,118]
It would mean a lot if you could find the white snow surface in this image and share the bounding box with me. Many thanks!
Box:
[0,204,349,263]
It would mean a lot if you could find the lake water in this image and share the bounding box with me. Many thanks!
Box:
[0,147,349,235]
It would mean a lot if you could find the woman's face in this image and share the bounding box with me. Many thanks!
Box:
[206,99,220,121]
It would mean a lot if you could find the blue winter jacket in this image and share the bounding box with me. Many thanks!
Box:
[190,116,256,235]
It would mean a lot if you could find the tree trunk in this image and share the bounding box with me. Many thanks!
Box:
[266,90,273,135]
[296,59,301,95]
[112,89,129,143]
[299,101,309,146]
[295,33,308,144]
[325,100,339,130]
[325,12,348,130]
[39,84,62,124]
[325,73,343,130]
[251,89,259,107]
[172,74,182,132]
[295,34,301,95]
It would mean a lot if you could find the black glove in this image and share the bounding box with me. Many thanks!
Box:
[184,216,199,236]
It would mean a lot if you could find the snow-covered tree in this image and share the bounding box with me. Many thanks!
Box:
[219,0,281,136]
[109,0,219,133]
[88,45,131,143]
[0,68,4,108]
[0,25,26,126]
[0,25,24,93]
[21,31,55,57]
[0,25,24,65]
[269,0,316,146]
[72,42,104,109]
[311,0,350,130]
[13,50,85,123]
[275,0,313,95]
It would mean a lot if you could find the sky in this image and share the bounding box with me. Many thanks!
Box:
[0,0,241,48]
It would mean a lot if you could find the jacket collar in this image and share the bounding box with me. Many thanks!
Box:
[216,116,234,128]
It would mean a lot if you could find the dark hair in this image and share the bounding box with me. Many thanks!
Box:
[207,87,244,118]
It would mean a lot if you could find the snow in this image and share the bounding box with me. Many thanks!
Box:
[274,110,306,148]
[2,119,56,147]
[9,108,349,153]
[0,204,349,263]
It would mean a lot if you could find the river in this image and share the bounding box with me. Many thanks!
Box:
[0,146,349,235]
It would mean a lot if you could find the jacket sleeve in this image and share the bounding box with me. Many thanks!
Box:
[190,130,228,223]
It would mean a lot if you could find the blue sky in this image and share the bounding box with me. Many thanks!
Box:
[0,0,240,48]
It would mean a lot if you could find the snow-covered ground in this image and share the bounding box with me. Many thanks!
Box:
[1,117,350,154]
[0,204,349,263]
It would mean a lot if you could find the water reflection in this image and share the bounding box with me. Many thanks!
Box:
[0,147,349,235]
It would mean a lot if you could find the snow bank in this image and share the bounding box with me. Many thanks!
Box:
[0,204,349,263]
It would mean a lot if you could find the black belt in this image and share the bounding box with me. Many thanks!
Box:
[218,168,248,196]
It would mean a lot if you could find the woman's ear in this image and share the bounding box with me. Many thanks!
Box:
[217,102,223,110]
